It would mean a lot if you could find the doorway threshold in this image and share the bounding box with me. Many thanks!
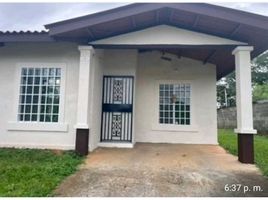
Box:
[98,142,134,148]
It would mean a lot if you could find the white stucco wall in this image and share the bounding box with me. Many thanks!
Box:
[0,43,217,149]
[91,25,247,46]
[135,51,217,144]
[102,49,138,76]
[102,49,138,144]
[0,42,80,149]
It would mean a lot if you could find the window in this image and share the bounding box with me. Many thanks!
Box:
[159,83,191,125]
[18,67,61,123]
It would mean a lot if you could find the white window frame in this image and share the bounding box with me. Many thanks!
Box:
[7,63,68,132]
[152,80,198,132]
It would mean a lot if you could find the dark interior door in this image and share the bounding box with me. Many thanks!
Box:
[101,76,134,142]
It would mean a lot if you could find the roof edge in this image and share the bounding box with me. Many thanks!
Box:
[45,3,140,29]
[0,31,55,43]
[0,30,48,35]
[44,3,268,32]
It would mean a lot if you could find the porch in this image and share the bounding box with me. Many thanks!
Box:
[75,40,256,164]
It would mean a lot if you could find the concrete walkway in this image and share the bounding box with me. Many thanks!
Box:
[54,143,268,197]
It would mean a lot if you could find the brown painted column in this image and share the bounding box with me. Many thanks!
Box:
[232,46,256,164]
[75,129,89,156]
[75,46,94,156]
[238,134,254,163]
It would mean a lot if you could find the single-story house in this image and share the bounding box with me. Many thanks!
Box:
[1,3,268,163]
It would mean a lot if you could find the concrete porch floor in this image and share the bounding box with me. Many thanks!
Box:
[54,143,268,197]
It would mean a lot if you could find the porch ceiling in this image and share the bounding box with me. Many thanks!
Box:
[137,46,236,79]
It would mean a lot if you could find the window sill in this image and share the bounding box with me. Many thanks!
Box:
[152,124,198,132]
[7,121,68,132]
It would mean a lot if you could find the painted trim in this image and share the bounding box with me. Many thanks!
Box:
[98,142,134,148]
[7,121,68,132]
[232,46,254,55]
[152,79,198,133]
[78,45,94,51]
[14,63,66,121]
[152,124,198,132]
[92,44,242,49]
[234,128,257,134]
[8,63,67,132]
[74,123,89,129]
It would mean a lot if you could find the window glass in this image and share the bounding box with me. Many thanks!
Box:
[159,83,191,125]
[18,67,61,123]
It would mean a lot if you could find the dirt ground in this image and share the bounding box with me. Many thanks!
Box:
[54,143,268,197]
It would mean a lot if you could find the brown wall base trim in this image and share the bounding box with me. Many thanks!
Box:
[238,134,254,164]
[75,128,89,156]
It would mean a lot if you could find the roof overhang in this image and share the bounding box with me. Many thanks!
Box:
[1,3,268,79]
[41,3,268,79]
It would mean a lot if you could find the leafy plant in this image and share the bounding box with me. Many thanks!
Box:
[0,149,83,197]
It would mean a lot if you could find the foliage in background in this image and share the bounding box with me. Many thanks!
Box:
[253,84,268,102]
[217,51,268,108]
[218,129,268,176]
[0,149,83,197]
[217,72,236,107]
[252,52,268,85]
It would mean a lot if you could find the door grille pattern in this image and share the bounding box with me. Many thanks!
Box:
[101,76,133,142]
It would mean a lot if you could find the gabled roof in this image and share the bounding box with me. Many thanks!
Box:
[1,3,268,79]
[45,4,268,47]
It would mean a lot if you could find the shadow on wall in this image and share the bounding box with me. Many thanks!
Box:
[217,100,268,135]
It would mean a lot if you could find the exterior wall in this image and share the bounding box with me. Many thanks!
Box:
[217,101,268,134]
[102,49,138,76]
[102,49,138,144]
[135,51,217,144]
[0,43,217,149]
[91,25,246,46]
[0,42,80,149]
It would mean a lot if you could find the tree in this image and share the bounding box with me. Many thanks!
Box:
[252,52,268,85]
[253,84,268,102]
[217,72,236,108]
[217,51,268,108]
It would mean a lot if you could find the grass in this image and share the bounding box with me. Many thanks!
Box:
[218,129,268,177]
[0,148,83,197]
